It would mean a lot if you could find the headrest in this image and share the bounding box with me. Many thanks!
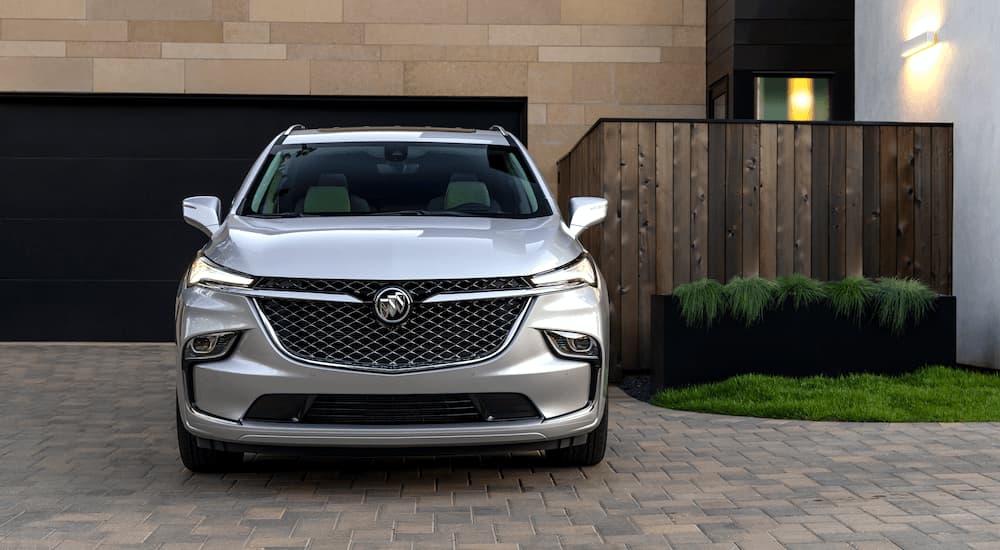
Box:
[445,181,490,210]
[303,186,350,214]
[317,173,348,187]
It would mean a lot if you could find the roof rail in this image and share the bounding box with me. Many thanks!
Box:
[282,123,305,136]
[490,125,517,147]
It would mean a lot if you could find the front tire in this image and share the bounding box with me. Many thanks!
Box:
[176,403,243,472]
[546,403,608,466]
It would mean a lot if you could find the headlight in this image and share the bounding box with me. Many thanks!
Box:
[531,255,597,288]
[186,256,254,288]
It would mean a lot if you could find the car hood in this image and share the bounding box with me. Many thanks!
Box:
[203,215,583,280]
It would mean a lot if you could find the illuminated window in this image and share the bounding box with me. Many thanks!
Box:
[754,76,831,121]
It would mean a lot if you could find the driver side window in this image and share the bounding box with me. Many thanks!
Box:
[250,153,289,214]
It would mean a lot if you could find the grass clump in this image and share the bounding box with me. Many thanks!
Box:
[723,277,778,327]
[652,366,1000,422]
[673,275,940,331]
[874,278,936,334]
[673,278,725,328]
[824,277,877,323]
[776,273,826,310]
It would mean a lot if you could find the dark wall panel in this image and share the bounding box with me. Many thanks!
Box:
[3,158,248,219]
[0,93,527,341]
[705,0,855,121]
[0,220,204,280]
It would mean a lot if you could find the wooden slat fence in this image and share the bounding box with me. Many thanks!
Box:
[557,119,953,378]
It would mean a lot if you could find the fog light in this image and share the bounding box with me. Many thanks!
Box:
[184,331,239,361]
[543,330,599,360]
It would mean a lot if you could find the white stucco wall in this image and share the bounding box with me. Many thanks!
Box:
[856,0,1000,367]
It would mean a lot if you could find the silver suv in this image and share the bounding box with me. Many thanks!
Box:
[176,126,609,471]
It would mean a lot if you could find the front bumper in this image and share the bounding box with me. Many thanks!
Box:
[175,282,609,449]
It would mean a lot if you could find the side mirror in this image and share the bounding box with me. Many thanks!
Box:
[567,197,608,239]
[182,196,222,237]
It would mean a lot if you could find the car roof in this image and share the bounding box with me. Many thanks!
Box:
[282,126,511,146]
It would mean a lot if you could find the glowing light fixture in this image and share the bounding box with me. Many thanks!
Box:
[901,31,938,57]
[787,78,814,121]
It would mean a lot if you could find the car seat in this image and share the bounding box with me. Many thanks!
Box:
[295,173,371,213]
[427,174,497,212]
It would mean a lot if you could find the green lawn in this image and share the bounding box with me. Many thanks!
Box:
[652,366,1000,422]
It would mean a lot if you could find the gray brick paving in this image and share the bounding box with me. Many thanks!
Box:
[3,344,1000,549]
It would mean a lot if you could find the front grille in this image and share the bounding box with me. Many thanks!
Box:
[254,276,531,301]
[257,296,529,370]
[244,393,541,425]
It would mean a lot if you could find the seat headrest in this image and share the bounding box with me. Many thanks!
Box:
[317,173,348,187]
[303,186,350,214]
[449,172,478,183]
[445,181,490,210]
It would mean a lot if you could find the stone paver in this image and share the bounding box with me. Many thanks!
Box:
[3,343,1000,549]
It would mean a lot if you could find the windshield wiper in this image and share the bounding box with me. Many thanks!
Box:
[378,210,477,217]
[379,209,427,216]
[247,212,301,218]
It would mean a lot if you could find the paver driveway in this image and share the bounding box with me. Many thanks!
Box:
[3,344,1000,549]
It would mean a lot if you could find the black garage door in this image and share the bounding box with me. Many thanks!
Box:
[0,93,527,341]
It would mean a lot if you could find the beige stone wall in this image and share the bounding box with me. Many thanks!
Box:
[0,0,706,187]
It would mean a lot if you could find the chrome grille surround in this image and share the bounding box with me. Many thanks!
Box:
[253,276,532,301]
[254,292,531,372]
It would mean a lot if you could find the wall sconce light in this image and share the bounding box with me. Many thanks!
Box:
[901,31,938,57]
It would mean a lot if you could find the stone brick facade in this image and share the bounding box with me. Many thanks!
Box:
[0,0,706,187]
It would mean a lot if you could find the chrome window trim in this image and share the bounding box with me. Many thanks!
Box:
[250,296,535,374]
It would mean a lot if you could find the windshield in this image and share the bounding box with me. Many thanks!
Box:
[240,142,553,218]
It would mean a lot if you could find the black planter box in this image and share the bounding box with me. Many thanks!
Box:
[651,295,956,390]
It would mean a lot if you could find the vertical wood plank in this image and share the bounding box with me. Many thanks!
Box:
[690,123,709,280]
[759,123,778,279]
[707,123,727,281]
[896,126,915,278]
[588,128,603,260]
[601,122,622,377]
[566,137,579,241]
[913,126,932,282]
[863,126,881,278]
[845,126,864,277]
[673,123,692,286]
[811,125,830,279]
[931,126,953,294]
[793,125,812,276]
[725,124,744,280]
[828,125,847,280]
[573,134,585,248]
[557,157,567,217]
[776,124,795,276]
[619,122,639,373]
[655,122,674,293]
[742,124,761,277]
[636,123,656,373]
[879,126,898,276]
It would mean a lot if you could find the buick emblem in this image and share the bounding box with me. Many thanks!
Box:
[373,287,412,324]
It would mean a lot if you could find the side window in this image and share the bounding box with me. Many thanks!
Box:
[506,153,538,213]
[250,153,288,214]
